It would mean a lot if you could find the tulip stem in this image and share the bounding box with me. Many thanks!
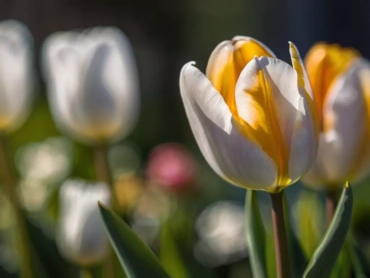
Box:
[0,136,34,278]
[93,145,115,278]
[270,191,291,278]
[93,145,117,209]
[326,189,338,225]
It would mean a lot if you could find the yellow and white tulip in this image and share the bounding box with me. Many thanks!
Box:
[180,37,318,193]
[302,43,370,188]
[42,27,139,145]
[0,20,35,133]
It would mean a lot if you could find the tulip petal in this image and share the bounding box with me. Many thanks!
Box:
[180,62,277,191]
[235,56,316,185]
[304,43,360,131]
[0,20,35,133]
[288,42,318,181]
[303,64,367,186]
[206,37,275,117]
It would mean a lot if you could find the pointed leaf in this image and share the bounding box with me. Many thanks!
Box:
[303,183,353,278]
[245,190,268,278]
[99,204,170,278]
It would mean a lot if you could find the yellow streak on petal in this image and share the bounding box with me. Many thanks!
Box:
[305,43,360,131]
[289,42,319,138]
[207,38,274,118]
[233,60,291,187]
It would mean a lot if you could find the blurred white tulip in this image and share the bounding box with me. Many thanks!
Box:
[42,27,139,145]
[194,201,247,266]
[0,20,35,133]
[57,179,111,266]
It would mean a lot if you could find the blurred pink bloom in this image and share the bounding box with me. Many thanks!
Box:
[146,143,197,193]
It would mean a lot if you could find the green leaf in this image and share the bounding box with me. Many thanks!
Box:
[330,248,351,278]
[347,233,370,278]
[160,219,189,278]
[265,231,276,278]
[295,189,325,257]
[98,204,170,278]
[245,190,268,278]
[283,194,307,278]
[303,182,353,278]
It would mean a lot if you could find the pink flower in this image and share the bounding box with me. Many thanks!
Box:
[146,143,197,193]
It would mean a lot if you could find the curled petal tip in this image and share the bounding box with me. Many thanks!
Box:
[184,61,196,68]
[345,181,350,189]
[232,35,249,42]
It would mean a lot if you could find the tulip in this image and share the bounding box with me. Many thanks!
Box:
[302,43,370,188]
[0,20,35,133]
[42,27,139,145]
[57,180,111,266]
[179,36,318,193]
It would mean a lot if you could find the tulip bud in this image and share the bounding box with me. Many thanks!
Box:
[302,43,370,188]
[42,27,139,145]
[180,36,318,192]
[146,143,197,193]
[57,180,111,266]
[0,20,35,133]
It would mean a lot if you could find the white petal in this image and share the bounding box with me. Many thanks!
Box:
[303,64,367,186]
[180,62,277,190]
[288,95,317,182]
[0,20,35,133]
[235,56,316,182]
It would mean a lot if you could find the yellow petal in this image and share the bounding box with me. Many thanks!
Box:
[304,43,360,131]
[206,37,275,117]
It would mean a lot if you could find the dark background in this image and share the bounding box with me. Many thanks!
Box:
[1,1,370,277]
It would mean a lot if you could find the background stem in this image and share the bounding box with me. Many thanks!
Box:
[0,135,34,278]
[270,191,291,278]
[326,189,338,226]
[93,145,115,278]
[93,145,117,209]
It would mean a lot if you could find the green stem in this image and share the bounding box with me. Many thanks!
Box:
[93,145,117,209]
[0,136,34,278]
[270,191,291,278]
[93,145,115,278]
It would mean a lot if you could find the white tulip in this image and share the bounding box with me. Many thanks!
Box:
[180,37,318,193]
[57,179,111,266]
[302,43,370,188]
[0,20,35,133]
[42,27,139,145]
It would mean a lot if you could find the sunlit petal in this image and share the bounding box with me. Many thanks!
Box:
[180,62,277,190]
